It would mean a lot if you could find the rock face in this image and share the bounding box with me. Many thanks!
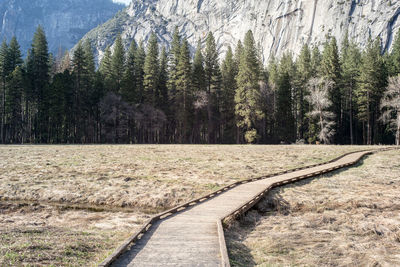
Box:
[0,0,125,55]
[81,0,400,63]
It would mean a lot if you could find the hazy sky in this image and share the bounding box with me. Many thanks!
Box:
[113,0,131,5]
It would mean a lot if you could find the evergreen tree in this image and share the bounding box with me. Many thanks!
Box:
[167,27,181,142]
[221,46,237,143]
[295,44,312,140]
[6,66,23,143]
[175,39,192,143]
[235,30,263,143]
[275,53,295,143]
[311,46,322,77]
[192,39,206,93]
[192,39,206,143]
[8,37,23,71]
[321,37,342,142]
[158,47,169,112]
[0,40,9,143]
[83,40,96,142]
[134,41,145,103]
[204,32,222,143]
[111,35,125,93]
[356,37,387,145]
[71,41,86,142]
[31,25,50,143]
[341,35,361,144]
[99,45,113,91]
[389,31,400,76]
[121,40,137,103]
[143,33,159,106]
[234,40,244,67]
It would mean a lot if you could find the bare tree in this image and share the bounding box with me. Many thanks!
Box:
[380,75,400,146]
[306,78,336,144]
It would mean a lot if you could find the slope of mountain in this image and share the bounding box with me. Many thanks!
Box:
[0,0,125,55]
[80,0,400,62]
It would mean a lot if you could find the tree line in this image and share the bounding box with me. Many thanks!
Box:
[1,26,400,145]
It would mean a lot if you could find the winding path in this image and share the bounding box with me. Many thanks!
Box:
[102,149,389,267]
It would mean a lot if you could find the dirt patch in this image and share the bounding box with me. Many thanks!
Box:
[226,150,400,267]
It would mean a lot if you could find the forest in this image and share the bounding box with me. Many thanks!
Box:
[0,26,400,145]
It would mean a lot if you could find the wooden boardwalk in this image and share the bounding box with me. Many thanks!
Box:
[108,150,381,267]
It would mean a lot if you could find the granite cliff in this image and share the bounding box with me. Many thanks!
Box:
[0,0,125,55]
[80,0,400,62]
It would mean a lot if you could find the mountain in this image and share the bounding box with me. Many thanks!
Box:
[80,0,400,62]
[0,0,125,55]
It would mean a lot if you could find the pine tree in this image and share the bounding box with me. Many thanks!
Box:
[83,40,96,142]
[158,47,169,112]
[134,41,145,103]
[121,40,137,103]
[356,37,387,145]
[234,40,244,67]
[192,39,206,143]
[275,53,295,143]
[389,31,400,76]
[5,66,23,143]
[295,44,312,140]
[221,46,237,143]
[5,37,23,143]
[311,46,322,77]
[8,37,23,72]
[0,40,9,143]
[111,35,125,93]
[235,30,264,143]
[321,37,342,142]
[341,34,361,144]
[192,39,206,93]
[99,45,113,92]
[31,25,50,143]
[143,32,159,106]
[204,32,222,143]
[71,41,86,142]
[175,39,192,143]
[167,27,181,141]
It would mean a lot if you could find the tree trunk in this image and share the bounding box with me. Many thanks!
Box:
[207,91,213,144]
[397,112,400,146]
[349,87,354,145]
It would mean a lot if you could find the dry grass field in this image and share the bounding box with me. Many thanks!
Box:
[226,149,400,267]
[0,145,377,266]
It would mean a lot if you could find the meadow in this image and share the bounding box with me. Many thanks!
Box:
[0,145,381,265]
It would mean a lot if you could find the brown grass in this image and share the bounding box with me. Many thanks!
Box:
[0,202,149,266]
[0,145,365,211]
[226,149,400,267]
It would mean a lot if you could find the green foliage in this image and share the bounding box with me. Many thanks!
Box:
[356,37,387,144]
[99,45,113,91]
[30,25,50,142]
[143,33,159,106]
[275,56,295,143]
[0,27,398,145]
[221,46,238,143]
[111,35,125,93]
[204,32,222,143]
[134,41,146,103]
[175,39,193,143]
[235,30,263,143]
[121,40,137,103]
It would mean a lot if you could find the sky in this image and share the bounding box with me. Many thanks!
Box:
[112,0,131,5]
